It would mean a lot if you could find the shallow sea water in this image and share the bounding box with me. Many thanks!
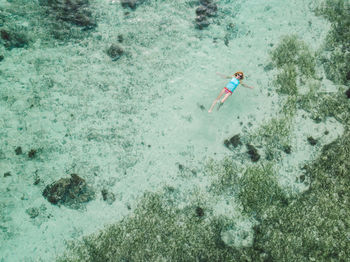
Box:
[0,0,345,261]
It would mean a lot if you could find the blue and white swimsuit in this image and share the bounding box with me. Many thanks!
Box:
[225,77,240,93]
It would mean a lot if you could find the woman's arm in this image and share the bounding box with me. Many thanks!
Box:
[241,82,254,89]
[216,72,232,79]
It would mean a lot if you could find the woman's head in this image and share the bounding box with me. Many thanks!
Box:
[234,72,244,80]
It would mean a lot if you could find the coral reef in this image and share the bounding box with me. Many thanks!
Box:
[346,88,350,98]
[43,174,95,209]
[246,144,260,162]
[194,0,218,30]
[120,0,147,10]
[307,136,318,146]
[39,0,96,39]
[27,149,37,159]
[101,189,116,205]
[14,146,22,155]
[223,134,242,150]
[106,43,124,61]
[25,207,40,219]
[0,28,28,49]
[3,172,11,177]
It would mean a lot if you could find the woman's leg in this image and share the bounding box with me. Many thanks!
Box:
[208,88,226,113]
[220,93,231,103]
[216,92,232,111]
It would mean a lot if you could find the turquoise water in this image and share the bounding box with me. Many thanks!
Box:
[1,0,349,261]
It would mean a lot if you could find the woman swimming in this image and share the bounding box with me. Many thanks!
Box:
[208,71,254,113]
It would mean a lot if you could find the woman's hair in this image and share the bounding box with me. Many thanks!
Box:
[234,71,244,79]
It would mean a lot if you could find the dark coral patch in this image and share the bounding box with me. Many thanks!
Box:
[345,88,350,99]
[43,173,95,209]
[195,206,204,217]
[224,134,242,150]
[307,136,318,146]
[15,146,23,155]
[107,43,124,61]
[0,29,28,49]
[246,143,260,162]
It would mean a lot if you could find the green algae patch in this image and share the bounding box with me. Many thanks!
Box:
[271,35,316,96]
[271,35,303,68]
[315,0,350,85]
[241,3,350,259]
[299,87,350,123]
[237,164,286,217]
[206,158,287,219]
[251,130,350,261]
[274,64,298,95]
[247,112,294,162]
[271,35,316,79]
[58,191,242,262]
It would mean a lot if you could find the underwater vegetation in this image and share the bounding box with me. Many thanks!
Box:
[0,2,32,50]
[58,190,241,262]
[315,0,350,86]
[271,35,316,95]
[59,126,350,261]
[38,0,97,40]
[0,28,28,50]
[251,131,350,261]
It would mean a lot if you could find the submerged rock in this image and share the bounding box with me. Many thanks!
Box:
[43,173,95,208]
[224,134,242,149]
[195,206,204,217]
[121,0,137,9]
[195,5,208,16]
[264,62,274,72]
[194,0,217,30]
[28,149,37,159]
[200,0,213,5]
[345,88,350,99]
[195,15,210,30]
[121,0,146,10]
[196,3,217,17]
[282,145,292,154]
[107,44,124,60]
[101,189,116,205]
[15,146,22,155]
[246,143,260,162]
[0,29,28,50]
[26,207,40,219]
[117,34,124,43]
[307,136,318,146]
[203,3,218,17]
[198,104,206,111]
